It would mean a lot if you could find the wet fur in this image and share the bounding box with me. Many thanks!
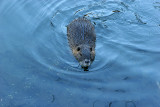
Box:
[67,17,96,66]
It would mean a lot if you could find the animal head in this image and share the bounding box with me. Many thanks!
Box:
[72,44,95,68]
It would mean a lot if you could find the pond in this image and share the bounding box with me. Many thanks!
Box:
[0,0,160,106]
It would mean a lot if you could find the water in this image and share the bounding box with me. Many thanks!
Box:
[0,0,160,106]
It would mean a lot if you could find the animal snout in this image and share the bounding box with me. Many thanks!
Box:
[85,60,90,64]
[84,59,90,65]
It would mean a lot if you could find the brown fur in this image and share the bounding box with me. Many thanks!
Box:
[67,17,96,68]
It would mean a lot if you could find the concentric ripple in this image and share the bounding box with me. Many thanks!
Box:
[30,0,160,74]
[0,0,160,106]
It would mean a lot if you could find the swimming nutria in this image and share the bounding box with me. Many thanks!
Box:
[67,17,96,69]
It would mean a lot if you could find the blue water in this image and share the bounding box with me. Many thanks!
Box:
[0,0,160,107]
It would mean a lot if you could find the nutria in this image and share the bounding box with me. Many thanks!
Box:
[67,17,96,69]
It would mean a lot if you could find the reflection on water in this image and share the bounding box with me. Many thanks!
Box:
[0,0,160,106]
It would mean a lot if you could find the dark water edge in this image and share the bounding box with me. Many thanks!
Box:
[0,0,160,107]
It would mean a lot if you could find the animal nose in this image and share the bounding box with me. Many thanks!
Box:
[85,60,89,64]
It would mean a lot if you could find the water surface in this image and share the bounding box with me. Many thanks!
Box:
[0,0,160,107]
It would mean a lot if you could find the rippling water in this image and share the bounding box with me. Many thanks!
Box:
[0,0,160,106]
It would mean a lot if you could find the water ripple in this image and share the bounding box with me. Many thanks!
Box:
[1,0,160,106]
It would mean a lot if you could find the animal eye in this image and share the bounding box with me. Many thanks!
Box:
[77,47,80,51]
[90,48,92,51]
